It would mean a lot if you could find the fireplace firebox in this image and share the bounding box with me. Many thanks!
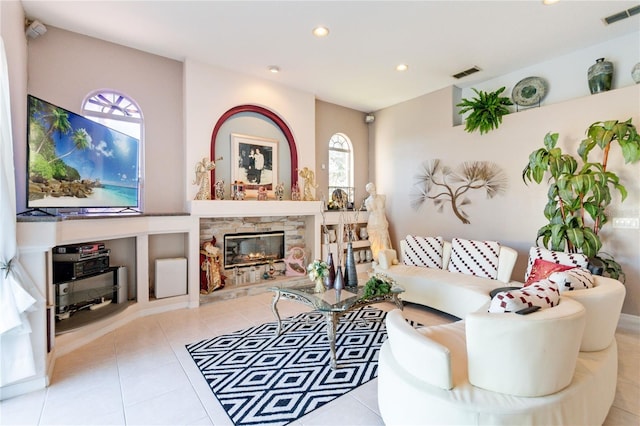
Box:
[223,231,285,269]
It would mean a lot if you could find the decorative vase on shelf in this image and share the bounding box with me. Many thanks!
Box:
[328,229,337,243]
[365,249,373,263]
[359,226,368,240]
[344,242,358,288]
[632,63,640,84]
[588,58,613,94]
[325,252,336,289]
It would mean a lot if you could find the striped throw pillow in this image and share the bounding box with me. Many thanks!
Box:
[447,238,500,279]
[403,235,444,269]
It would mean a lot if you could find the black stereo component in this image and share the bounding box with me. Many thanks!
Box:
[54,255,110,282]
[53,248,111,262]
[53,242,105,254]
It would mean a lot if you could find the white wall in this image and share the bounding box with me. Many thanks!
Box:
[373,83,640,315]
[1,0,27,212]
[183,59,316,208]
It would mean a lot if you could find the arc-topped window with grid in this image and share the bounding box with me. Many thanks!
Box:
[328,133,354,203]
[81,90,144,211]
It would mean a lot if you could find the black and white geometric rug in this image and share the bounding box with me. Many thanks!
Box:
[186,307,390,426]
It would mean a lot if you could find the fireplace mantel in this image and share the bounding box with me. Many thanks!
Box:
[189,200,323,218]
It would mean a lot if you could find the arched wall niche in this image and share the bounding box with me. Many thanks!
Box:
[210,105,299,194]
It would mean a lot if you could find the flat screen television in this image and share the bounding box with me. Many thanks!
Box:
[27,95,140,211]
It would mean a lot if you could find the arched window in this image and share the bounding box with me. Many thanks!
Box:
[82,90,144,210]
[328,133,354,202]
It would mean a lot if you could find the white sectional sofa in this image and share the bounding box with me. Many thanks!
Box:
[375,237,626,425]
[375,239,518,318]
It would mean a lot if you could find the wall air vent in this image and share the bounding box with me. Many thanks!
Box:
[452,66,481,79]
[604,5,640,25]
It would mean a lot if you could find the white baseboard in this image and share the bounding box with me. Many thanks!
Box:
[618,313,640,332]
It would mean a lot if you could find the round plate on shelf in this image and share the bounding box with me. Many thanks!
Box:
[512,76,547,106]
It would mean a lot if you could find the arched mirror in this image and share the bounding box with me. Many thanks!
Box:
[210,105,298,197]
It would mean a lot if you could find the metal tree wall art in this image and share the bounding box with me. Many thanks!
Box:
[411,160,508,224]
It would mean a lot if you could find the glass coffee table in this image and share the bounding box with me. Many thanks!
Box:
[268,283,404,369]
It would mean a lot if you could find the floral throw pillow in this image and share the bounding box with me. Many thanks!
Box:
[403,235,444,269]
[524,247,588,283]
[525,258,574,286]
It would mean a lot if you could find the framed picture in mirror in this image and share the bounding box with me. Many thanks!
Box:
[231,133,278,197]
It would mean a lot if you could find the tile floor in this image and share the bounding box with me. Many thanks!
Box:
[1,292,638,425]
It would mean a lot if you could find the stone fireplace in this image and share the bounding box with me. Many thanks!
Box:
[192,200,323,301]
[200,215,309,274]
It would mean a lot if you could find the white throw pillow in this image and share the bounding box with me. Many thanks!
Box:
[524,247,588,283]
[489,280,560,313]
[447,238,500,279]
[549,268,595,293]
[403,235,444,269]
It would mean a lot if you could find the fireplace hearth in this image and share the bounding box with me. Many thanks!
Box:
[224,231,285,269]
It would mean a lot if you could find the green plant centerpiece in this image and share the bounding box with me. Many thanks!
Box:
[456,87,513,134]
[522,118,640,280]
[363,273,396,298]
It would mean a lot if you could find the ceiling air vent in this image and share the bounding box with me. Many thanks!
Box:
[452,66,481,79]
[604,5,640,25]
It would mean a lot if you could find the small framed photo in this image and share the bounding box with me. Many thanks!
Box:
[231,133,278,198]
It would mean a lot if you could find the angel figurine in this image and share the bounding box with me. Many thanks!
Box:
[193,156,222,200]
[299,167,318,201]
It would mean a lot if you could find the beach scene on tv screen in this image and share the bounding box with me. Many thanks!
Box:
[28,96,139,208]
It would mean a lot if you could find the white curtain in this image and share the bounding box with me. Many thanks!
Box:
[0,36,43,386]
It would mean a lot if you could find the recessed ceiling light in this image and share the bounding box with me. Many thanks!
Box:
[268,66,280,73]
[312,26,330,37]
[543,0,560,5]
[396,64,409,72]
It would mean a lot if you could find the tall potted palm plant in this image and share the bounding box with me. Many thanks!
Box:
[522,119,640,280]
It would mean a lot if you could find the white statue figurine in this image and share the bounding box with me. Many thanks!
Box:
[364,182,392,260]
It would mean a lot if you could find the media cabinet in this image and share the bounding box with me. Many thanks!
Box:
[8,213,196,400]
[5,201,341,400]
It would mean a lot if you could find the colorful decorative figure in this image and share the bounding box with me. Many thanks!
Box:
[299,167,318,201]
[200,238,226,294]
[365,182,393,261]
[214,180,225,200]
[257,186,268,200]
[291,183,301,201]
[275,182,285,201]
[231,181,245,200]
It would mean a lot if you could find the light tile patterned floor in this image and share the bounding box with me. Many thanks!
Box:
[1,292,638,425]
